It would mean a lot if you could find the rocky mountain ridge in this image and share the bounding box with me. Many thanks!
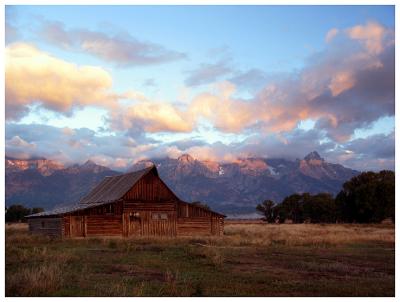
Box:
[5,152,360,215]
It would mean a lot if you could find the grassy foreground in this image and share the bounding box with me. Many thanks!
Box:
[5,222,394,297]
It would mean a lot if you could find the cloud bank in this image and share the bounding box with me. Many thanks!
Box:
[40,21,186,66]
[5,43,114,120]
[5,21,395,171]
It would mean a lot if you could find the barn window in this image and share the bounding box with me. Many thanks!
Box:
[152,213,168,220]
[41,221,45,228]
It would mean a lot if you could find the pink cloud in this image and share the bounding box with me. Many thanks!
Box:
[325,28,339,43]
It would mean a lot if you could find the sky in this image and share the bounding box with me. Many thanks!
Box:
[5,5,395,171]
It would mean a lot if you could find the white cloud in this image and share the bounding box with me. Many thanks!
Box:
[5,43,114,120]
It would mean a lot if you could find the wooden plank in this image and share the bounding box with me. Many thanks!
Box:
[123,172,179,202]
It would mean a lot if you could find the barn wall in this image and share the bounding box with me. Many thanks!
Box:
[177,217,212,235]
[123,201,177,237]
[85,201,123,216]
[86,215,122,236]
[28,217,63,237]
[123,172,178,201]
[177,202,212,218]
[122,199,224,237]
[176,202,224,236]
[64,216,70,237]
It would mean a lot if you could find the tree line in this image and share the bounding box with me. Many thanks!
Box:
[256,170,394,224]
[5,205,44,223]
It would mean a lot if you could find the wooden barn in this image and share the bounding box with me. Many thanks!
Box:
[26,165,225,238]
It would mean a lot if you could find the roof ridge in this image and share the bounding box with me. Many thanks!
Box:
[105,165,154,178]
[78,165,156,205]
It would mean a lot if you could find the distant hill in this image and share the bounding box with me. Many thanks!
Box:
[5,159,119,209]
[5,152,359,215]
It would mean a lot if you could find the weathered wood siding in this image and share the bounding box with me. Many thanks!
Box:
[211,216,224,236]
[177,217,211,235]
[28,217,63,237]
[176,202,224,236]
[86,215,122,236]
[123,172,177,201]
[123,201,177,237]
[86,202,123,216]
[64,216,70,237]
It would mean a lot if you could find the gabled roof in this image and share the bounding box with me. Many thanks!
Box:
[79,166,155,205]
[26,166,156,218]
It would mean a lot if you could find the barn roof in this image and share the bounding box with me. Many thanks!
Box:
[26,164,225,218]
[26,166,156,218]
[24,199,117,217]
[79,166,155,205]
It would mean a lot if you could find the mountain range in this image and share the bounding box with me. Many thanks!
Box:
[5,152,359,216]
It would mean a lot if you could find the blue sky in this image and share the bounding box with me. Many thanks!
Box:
[5,5,395,171]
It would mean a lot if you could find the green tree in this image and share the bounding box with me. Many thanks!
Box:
[335,170,395,223]
[303,193,336,223]
[191,201,211,211]
[5,204,32,222]
[280,194,305,223]
[256,200,276,223]
[258,193,337,224]
[31,207,44,214]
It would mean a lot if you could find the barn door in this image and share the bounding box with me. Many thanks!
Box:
[148,212,176,237]
[70,216,84,237]
[128,216,142,236]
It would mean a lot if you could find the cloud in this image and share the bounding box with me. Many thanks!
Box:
[5,42,114,120]
[171,138,208,151]
[188,82,256,132]
[7,135,36,149]
[184,21,394,142]
[6,122,394,172]
[345,131,394,160]
[185,60,233,86]
[108,100,194,133]
[7,21,395,142]
[346,21,391,55]
[328,71,356,97]
[5,123,157,169]
[229,68,268,92]
[40,21,186,66]
[170,129,394,172]
[327,131,395,171]
[325,28,338,43]
[5,43,194,134]
[4,20,394,172]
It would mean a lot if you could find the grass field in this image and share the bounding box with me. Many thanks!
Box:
[5,222,394,297]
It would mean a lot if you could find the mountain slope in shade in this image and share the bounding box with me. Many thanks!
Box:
[5,156,64,176]
[130,152,359,214]
[5,159,119,209]
[5,152,359,215]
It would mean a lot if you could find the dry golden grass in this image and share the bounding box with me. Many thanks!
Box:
[6,223,29,230]
[5,222,394,296]
[222,223,395,247]
[6,263,64,296]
